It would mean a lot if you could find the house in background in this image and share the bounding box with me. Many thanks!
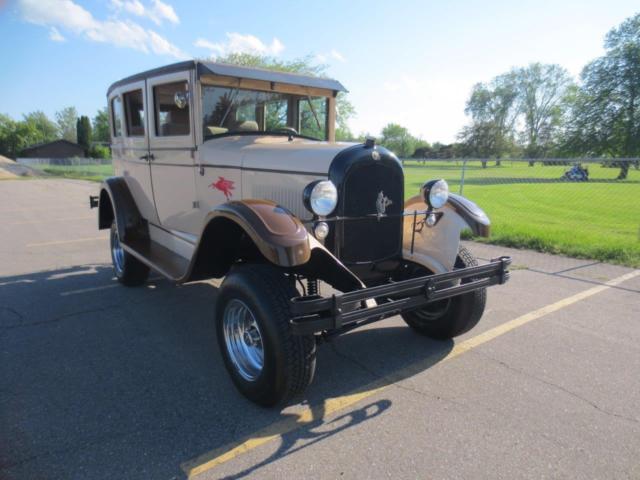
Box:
[21,140,85,158]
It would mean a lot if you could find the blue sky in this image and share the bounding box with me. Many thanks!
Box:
[0,0,638,143]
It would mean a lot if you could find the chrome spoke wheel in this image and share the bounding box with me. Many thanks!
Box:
[111,227,125,275]
[223,299,264,382]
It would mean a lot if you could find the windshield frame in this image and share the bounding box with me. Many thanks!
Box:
[198,79,333,142]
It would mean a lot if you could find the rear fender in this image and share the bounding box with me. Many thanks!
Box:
[403,194,490,273]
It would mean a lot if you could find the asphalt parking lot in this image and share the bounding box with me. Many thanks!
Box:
[1,178,639,480]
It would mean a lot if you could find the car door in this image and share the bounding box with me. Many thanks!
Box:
[112,82,158,224]
[147,71,199,235]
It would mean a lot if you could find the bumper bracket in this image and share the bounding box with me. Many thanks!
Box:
[290,256,511,335]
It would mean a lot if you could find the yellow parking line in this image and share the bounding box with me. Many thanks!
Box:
[26,236,106,248]
[182,269,640,478]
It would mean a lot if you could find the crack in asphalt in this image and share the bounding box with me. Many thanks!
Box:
[329,339,584,455]
[0,419,186,473]
[0,304,120,330]
[328,342,464,407]
[476,350,640,425]
[0,284,195,331]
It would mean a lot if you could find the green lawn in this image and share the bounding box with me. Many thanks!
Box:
[403,160,640,267]
[40,163,114,182]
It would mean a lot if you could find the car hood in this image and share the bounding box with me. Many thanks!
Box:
[200,135,356,175]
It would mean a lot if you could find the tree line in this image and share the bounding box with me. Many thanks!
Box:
[0,107,110,159]
[371,13,640,179]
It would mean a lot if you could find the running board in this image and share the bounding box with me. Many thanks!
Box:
[122,238,189,282]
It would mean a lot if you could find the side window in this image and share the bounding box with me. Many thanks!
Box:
[111,96,123,137]
[123,89,145,136]
[154,81,190,136]
[299,97,328,140]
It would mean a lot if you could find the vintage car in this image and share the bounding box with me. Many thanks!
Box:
[93,60,511,406]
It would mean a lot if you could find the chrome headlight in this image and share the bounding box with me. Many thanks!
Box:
[303,180,338,216]
[421,179,449,209]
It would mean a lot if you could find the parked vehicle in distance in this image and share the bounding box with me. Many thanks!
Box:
[92,60,511,406]
[562,163,589,181]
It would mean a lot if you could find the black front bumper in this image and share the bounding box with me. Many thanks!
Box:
[290,256,511,335]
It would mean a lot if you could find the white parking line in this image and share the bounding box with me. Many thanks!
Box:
[60,277,164,296]
[60,283,121,296]
[9,216,93,226]
[26,237,106,248]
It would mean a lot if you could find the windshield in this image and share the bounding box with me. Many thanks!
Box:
[201,85,328,140]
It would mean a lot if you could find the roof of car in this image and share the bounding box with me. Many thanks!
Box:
[106,60,347,96]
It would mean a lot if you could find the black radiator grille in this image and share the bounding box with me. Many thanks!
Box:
[338,162,403,263]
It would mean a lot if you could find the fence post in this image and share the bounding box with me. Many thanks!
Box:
[459,159,467,195]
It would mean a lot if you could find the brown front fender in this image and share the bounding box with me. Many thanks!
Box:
[186,200,310,281]
[185,200,363,292]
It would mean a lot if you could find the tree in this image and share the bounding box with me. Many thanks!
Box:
[563,13,640,178]
[76,115,92,154]
[515,63,574,158]
[459,63,573,160]
[380,123,416,158]
[335,96,356,141]
[213,53,356,140]
[464,73,519,160]
[0,111,60,158]
[23,111,59,142]
[56,106,78,143]
[92,107,110,143]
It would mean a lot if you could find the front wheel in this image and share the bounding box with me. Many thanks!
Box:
[402,247,486,339]
[215,265,316,406]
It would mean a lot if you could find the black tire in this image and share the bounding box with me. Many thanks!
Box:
[402,247,486,339]
[110,221,149,286]
[215,264,316,406]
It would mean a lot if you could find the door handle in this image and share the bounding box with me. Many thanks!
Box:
[139,153,155,162]
[149,153,155,161]
[139,154,148,161]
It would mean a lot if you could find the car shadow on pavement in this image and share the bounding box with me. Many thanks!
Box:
[0,264,453,480]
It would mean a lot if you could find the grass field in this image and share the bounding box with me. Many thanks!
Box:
[404,160,640,267]
[40,163,114,182]
[36,158,640,267]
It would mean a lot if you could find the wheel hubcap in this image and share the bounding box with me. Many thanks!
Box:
[111,227,125,275]
[223,299,264,381]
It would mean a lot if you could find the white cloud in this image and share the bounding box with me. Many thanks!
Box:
[194,38,224,56]
[49,27,66,42]
[315,49,347,64]
[194,33,284,58]
[330,49,346,63]
[147,30,185,58]
[110,0,179,26]
[17,0,186,58]
[149,0,179,25]
[19,0,98,33]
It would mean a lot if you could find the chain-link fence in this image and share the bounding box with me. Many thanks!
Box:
[403,158,640,267]
[14,156,640,267]
[16,157,114,181]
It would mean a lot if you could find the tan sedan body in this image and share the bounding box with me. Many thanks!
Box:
[96,61,509,405]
